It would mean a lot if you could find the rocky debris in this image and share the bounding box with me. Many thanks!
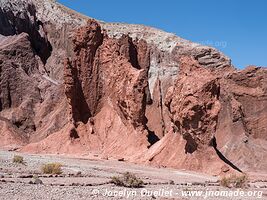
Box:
[0,0,266,175]
[29,177,43,184]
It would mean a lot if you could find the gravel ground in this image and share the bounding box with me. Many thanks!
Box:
[0,150,266,200]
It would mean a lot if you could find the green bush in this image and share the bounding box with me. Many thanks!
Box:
[13,155,24,164]
[41,163,62,174]
[111,172,144,188]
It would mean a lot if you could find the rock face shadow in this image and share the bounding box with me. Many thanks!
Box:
[0,5,52,64]
[210,137,243,173]
[147,128,160,148]
[183,133,198,154]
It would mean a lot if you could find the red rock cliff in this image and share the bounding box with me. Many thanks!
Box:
[0,0,266,175]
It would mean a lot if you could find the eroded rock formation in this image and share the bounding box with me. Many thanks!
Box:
[165,56,221,151]
[0,0,266,175]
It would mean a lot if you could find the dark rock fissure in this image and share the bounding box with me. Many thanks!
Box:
[73,78,91,124]
[146,126,160,148]
[14,121,23,128]
[119,35,141,70]
[70,128,79,139]
[129,40,140,69]
[7,81,12,108]
[64,59,91,124]
[183,133,198,154]
[210,137,243,173]
[158,78,166,136]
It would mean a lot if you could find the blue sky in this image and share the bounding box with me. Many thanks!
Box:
[58,0,267,68]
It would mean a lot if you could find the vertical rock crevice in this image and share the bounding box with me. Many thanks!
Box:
[157,76,166,136]
[64,58,91,124]
[210,137,243,173]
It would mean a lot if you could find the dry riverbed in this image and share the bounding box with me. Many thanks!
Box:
[0,150,266,200]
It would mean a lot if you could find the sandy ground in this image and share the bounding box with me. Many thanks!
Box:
[0,150,266,200]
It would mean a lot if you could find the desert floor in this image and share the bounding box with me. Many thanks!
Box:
[0,150,266,200]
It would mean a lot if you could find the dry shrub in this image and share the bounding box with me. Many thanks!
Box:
[13,155,24,164]
[42,163,62,174]
[111,172,144,188]
[220,174,248,188]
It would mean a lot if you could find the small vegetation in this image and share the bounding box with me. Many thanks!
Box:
[110,172,144,188]
[13,155,24,164]
[220,174,248,188]
[41,163,63,174]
